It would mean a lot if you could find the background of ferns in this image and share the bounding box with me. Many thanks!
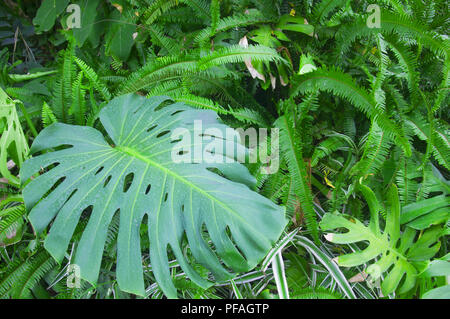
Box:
[0,0,448,299]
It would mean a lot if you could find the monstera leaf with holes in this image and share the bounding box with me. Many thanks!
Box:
[320,184,445,296]
[21,94,286,298]
[0,87,29,186]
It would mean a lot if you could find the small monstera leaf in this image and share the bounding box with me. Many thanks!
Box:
[0,88,29,186]
[320,184,444,296]
[21,94,286,297]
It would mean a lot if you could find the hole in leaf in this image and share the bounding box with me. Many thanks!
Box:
[123,173,134,193]
[38,175,65,201]
[171,110,184,116]
[156,130,170,138]
[170,138,182,144]
[104,175,112,188]
[80,205,94,221]
[147,124,157,132]
[225,226,248,265]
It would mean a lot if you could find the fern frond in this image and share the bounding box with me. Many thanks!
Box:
[74,57,111,102]
[146,80,185,97]
[384,36,420,105]
[406,114,450,169]
[147,24,180,55]
[142,0,180,24]
[51,43,75,123]
[291,67,375,109]
[313,0,346,23]
[0,250,56,298]
[69,72,87,126]
[0,204,25,245]
[195,11,271,44]
[170,93,268,126]
[396,155,419,205]
[118,55,199,94]
[198,45,286,69]
[276,114,318,242]
[210,0,220,35]
[336,9,449,59]
[41,102,58,128]
[311,136,346,167]
[143,0,209,24]
[291,67,411,156]
[351,122,392,179]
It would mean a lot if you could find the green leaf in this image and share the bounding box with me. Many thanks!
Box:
[198,45,286,70]
[406,207,449,230]
[73,0,100,46]
[291,67,411,156]
[0,249,55,298]
[0,205,26,247]
[278,15,314,36]
[105,10,136,61]
[33,0,70,33]
[0,88,29,186]
[296,235,356,299]
[272,251,289,299]
[421,260,450,278]
[422,285,450,299]
[21,94,286,298]
[320,184,444,295]
[400,195,450,224]
[276,114,319,242]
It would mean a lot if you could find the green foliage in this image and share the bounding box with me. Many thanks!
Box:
[0,87,29,186]
[0,249,56,298]
[20,94,286,298]
[276,114,319,242]
[321,184,447,296]
[0,0,448,300]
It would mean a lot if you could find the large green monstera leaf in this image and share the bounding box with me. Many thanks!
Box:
[320,184,445,296]
[20,94,286,297]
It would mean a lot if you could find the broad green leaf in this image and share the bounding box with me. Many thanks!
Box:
[21,94,286,298]
[420,260,450,278]
[406,207,449,230]
[33,0,70,33]
[321,184,444,295]
[73,0,100,46]
[105,9,136,61]
[400,195,450,224]
[422,285,450,299]
[278,15,314,36]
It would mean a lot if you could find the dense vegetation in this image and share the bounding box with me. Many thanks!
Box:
[0,0,448,299]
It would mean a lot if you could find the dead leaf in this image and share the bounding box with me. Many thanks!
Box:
[112,3,123,13]
[349,271,369,283]
[239,36,266,82]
